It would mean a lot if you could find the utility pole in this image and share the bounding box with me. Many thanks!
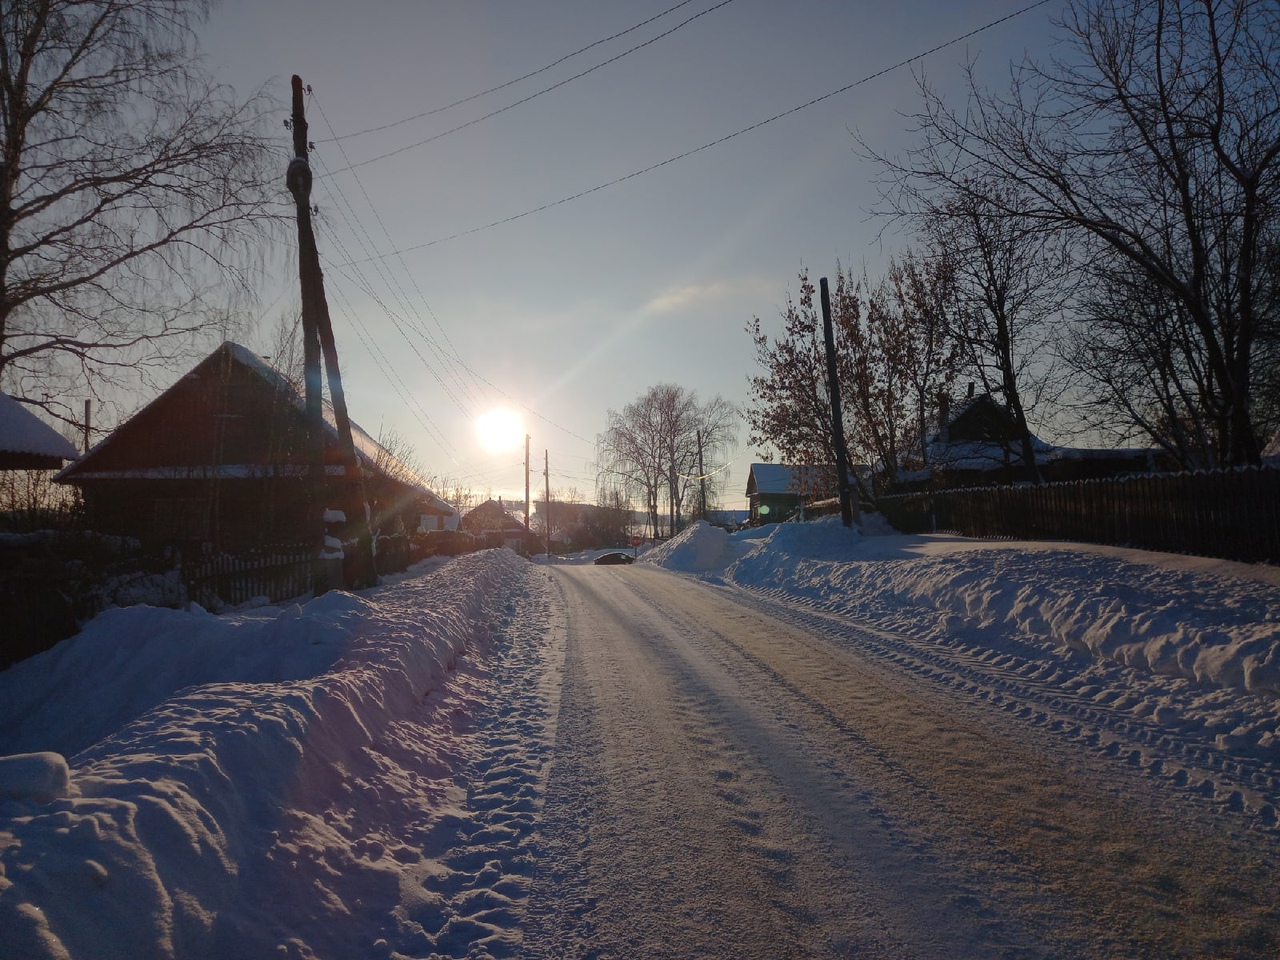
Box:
[544,450,551,561]
[820,277,859,527]
[524,434,531,530]
[697,429,707,521]
[288,75,377,589]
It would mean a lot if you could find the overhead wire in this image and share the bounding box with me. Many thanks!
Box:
[300,0,1052,492]
[321,0,705,143]
[308,94,598,460]
[313,208,471,418]
[345,0,1054,263]
[322,0,737,177]
[323,276,461,461]
[310,95,486,414]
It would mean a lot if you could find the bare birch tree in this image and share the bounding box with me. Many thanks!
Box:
[598,383,737,536]
[1,0,277,425]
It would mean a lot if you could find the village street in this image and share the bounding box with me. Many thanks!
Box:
[505,564,1280,959]
[4,527,1280,960]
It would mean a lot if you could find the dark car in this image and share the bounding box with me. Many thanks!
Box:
[593,551,635,565]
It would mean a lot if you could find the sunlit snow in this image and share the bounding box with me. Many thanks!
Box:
[1,518,1277,957]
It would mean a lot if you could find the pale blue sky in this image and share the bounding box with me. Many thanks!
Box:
[201,0,1061,509]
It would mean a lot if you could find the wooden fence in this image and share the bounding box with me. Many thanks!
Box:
[876,466,1280,564]
[184,544,315,609]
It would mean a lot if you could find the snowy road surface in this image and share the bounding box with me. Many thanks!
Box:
[518,564,1279,959]
[3,522,1279,959]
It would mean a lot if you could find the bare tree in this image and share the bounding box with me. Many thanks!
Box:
[745,272,842,473]
[598,383,737,536]
[919,186,1065,483]
[886,249,959,468]
[0,0,277,425]
[875,0,1280,465]
[1067,264,1223,466]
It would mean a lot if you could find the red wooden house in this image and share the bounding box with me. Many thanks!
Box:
[55,342,454,554]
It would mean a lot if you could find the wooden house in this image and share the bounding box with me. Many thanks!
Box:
[460,498,540,555]
[893,391,1166,491]
[745,463,836,525]
[55,342,455,554]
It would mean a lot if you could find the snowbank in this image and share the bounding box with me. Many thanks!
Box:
[641,520,734,572]
[0,549,533,960]
[645,517,1280,698]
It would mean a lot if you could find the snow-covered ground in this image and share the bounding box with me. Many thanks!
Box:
[1,518,1277,958]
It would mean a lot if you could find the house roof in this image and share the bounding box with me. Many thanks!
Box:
[926,392,1052,471]
[0,392,80,469]
[745,463,834,497]
[461,499,533,534]
[55,342,455,517]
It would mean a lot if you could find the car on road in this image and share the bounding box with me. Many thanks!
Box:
[593,551,635,565]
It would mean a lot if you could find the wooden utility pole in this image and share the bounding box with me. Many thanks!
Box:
[287,75,377,589]
[820,277,858,527]
[697,429,707,521]
[543,450,551,560]
[524,434,531,530]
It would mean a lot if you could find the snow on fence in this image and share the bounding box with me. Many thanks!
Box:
[877,465,1280,564]
[183,544,315,609]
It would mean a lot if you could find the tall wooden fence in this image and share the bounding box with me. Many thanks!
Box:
[876,466,1280,564]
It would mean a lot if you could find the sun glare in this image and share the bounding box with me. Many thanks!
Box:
[475,407,525,454]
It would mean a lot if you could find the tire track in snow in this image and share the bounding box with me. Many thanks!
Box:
[728,579,1280,829]
[523,566,1078,959]
[617,566,1280,958]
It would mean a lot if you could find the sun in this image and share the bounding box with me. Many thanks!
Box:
[475,407,525,454]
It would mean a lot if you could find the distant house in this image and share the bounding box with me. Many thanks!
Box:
[922,392,1054,485]
[55,342,456,553]
[894,391,1166,491]
[745,463,836,525]
[460,499,540,554]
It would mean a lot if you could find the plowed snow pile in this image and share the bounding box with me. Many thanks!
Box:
[645,518,1280,697]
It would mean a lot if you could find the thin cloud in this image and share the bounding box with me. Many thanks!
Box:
[644,277,774,316]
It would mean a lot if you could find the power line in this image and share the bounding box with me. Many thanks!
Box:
[323,0,737,177]
[310,96,486,413]
[345,0,1052,263]
[309,95,600,455]
[321,0,704,143]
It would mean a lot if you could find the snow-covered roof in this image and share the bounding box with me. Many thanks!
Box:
[746,462,835,496]
[0,391,80,468]
[926,436,1054,472]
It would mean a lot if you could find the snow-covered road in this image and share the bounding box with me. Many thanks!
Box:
[3,518,1279,959]
[521,563,1279,959]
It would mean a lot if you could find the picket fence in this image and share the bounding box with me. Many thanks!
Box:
[183,544,315,608]
[876,466,1280,564]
